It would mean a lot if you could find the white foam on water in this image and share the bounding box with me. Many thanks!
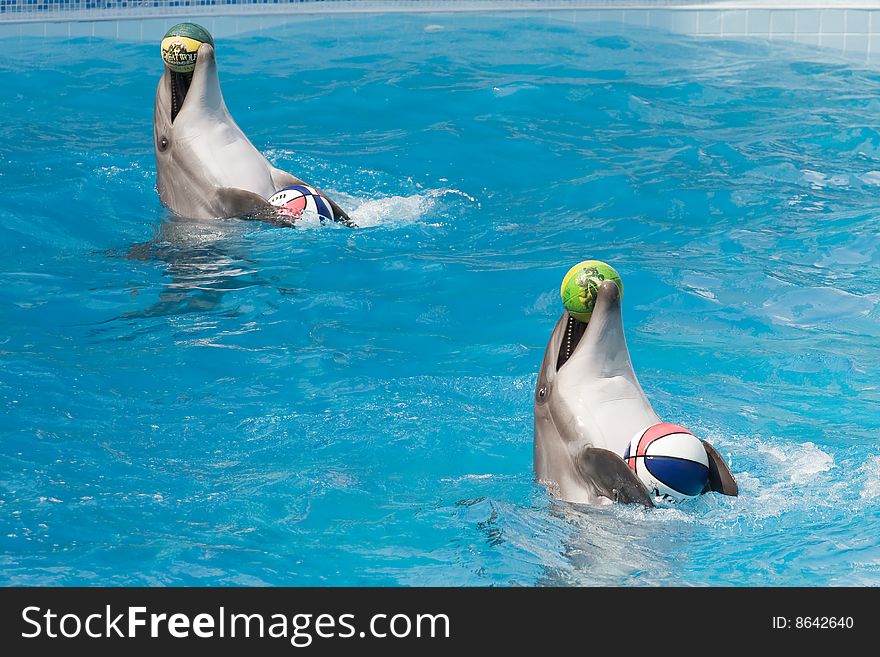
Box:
[335,188,477,228]
[492,83,539,98]
[702,435,838,523]
[859,456,880,501]
[256,187,475,231]
[348,193,436,228]
[605,433,841,529]
[755,440,834,485]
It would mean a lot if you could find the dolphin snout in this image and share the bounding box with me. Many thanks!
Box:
[598,278,620,303]
[589,278,622,323]
[197,43,215,61]
[192,43,215,75]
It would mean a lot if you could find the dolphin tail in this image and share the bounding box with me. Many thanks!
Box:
[270,166,356,227]
[701,440,739,497]
[575,448,655,507]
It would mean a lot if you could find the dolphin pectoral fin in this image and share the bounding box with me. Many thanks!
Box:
[701,440,739,497]
[269,166,306,190]
[575,448,655,508]
[269,166,355,227]
[213,187,274,218]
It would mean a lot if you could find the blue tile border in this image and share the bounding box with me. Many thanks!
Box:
[1,0,337,19]
[0,1,722,20]
[6,2,880,24]
[6,2,877,20]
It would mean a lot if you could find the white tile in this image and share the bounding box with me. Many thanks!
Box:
[622,10,649,28]
[211,16,241,39]
[845,10,870,35]
[649,10,674,32]
[794,33,821,46]
[768,32,796,46]
[769,10,796,35]
[596,10,625,26]
[869,34,880,56]
[697,11,723,36]
[669,11,699,35]
[796,10,822,35]
[68,21,95,39]
[545,10,578,25]
[0,22,21,39]
[819,33,846,51]
[232,16,269,37]
[19,23,46,38]
[746,9,771,36]
[44,22,70,38]
[722,10,748,36]
[820,9,846,35]
[140,19,173,43]
[93,21,119,40]
[844,33,869,56]
[573,11,604,25]
[116,19,143,42]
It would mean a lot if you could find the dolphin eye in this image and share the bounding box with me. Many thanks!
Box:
[536,385,547,403]
[158,136,168,151]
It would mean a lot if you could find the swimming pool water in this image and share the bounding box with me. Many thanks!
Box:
[1,12,879,586]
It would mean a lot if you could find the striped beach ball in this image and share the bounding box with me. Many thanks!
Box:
[268,185,336,222]
[623,423,710,501]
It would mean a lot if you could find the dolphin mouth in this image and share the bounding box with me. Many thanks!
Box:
[169,70,192,123]
[556,314,587,372]
[554,279,622,373]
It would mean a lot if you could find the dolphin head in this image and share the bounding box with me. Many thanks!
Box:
[153,44,277,219]
[534,280,659,505]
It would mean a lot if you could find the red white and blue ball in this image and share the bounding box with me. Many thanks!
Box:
[623,423,710,501]
[268,185,336,222]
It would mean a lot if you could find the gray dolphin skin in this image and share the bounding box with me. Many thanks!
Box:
[534,280,738,507]
[153,43,353,225]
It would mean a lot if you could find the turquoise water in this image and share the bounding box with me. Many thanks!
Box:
[1,13,879,586]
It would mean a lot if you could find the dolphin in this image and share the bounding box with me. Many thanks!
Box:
[534,280,738,507]
[153,43,353,225]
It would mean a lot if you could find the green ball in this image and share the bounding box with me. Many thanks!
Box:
[560,260,623,322]
[161,23,214,73]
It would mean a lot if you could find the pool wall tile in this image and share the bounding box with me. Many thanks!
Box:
[668,10,698,35]
[869,32,880,56]
[19,21,45,36]
[721,10,748,36]
[796,9,822,34]
[696,10,721,36]
[845,32,868,54]
[819,9,846,34]
[44,20,69,37]
[794,32,821,47]
[596,10,624,26]
[93,19,119,38]
[116,17,142,40]
[622,9,648,28]
[846,9,870,34]
[769,10,796,35]
[746,9,771,37]
[820,33,846,51]
[3,2,880,66]
[647,9,672,32]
